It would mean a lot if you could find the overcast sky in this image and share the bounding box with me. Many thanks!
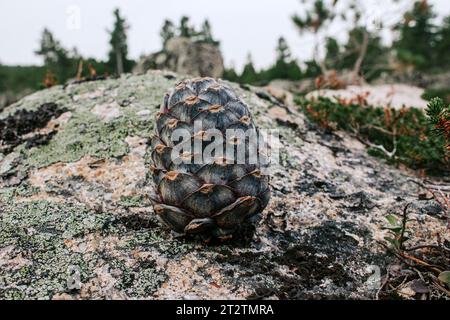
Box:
[1,0,450,71]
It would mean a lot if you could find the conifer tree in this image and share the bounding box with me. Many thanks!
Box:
[197,19,220,46]
[394,0,437,70]
[435,16,450,69]
[107,8,133,75]
[240,54,259,84]
[35,28,73,83]
[179,16,195,38]
[160,19,175,48]
[267,37,302,80]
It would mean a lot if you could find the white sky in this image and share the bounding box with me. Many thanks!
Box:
[1,0,449,71]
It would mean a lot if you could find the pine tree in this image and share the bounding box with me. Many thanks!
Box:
[35,28,74,83]
[304,60,322,78]
[435,16,450,69]
[324,37,340,68]
[179,16,195,38]
[340,27,388,80]
[293,0,393,80]
[198,19,219,46]
[292,0,332,34]
[200,20,213,43]
[267,37,302,80]
[394,0,437,70]
[292,0,334,74]
[160,19,175,48]
[223,68,239,82]
[107,8,133,75]
[240,54,259,84]
[275,37,291,62]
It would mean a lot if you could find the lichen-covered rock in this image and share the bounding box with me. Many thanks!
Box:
[0,70,448,300]
[134,37,224,78]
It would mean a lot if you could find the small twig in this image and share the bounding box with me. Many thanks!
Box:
[398,252,443,274]
[399,203,411,250]
[378,241,444,275]
[431,278,450,296]
[408,179,449,209]
[405,244,450,253]
[356,135,397,158]
[422,181,450,192]
[360,124,398,137]
[376,265,391,300]
[408,179,450,226]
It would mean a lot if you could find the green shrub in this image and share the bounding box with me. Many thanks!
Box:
[298,97,448,176]
[422,88,450,105]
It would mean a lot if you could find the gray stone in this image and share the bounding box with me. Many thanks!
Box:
[134,37,224,78]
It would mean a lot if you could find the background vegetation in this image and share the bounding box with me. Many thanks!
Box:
[0,0,448,175]
[1,1,449,95]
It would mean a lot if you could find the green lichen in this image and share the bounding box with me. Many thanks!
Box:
[11,183,41,197]
[14,73,177,168]
[118,195,145,208]
[109,257,167,298]
[23,111,156,168]
[0,184,197,299]
[0,196,118,299]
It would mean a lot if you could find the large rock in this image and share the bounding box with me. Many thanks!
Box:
[0,71,447,299]
[134,37,224,78]
[307,84,429,110]
[268,78,316,95]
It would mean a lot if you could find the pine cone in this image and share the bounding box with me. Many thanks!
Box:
[150,77,270,241]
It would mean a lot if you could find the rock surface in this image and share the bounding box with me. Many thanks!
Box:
[0,71,447,300]
[133,37,224,78]
[307,84,429,110]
